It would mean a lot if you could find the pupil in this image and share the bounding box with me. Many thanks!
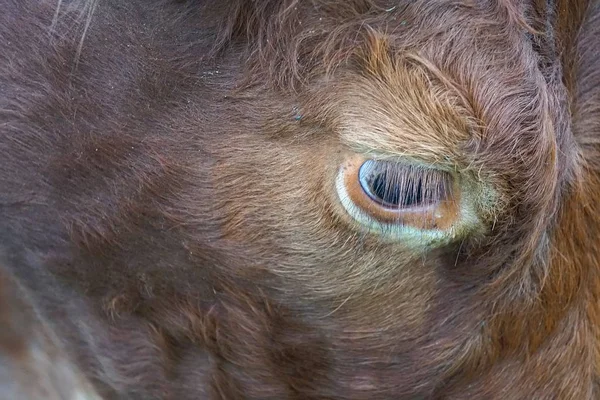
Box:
[359,160,445,209]
[370,172,423,207]
[371,172,400,206]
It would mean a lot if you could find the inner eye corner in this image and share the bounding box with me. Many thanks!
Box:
[340,156,460,232]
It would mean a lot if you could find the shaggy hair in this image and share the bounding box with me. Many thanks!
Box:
[0,0,599,398]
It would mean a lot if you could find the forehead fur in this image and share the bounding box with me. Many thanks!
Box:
[216,0,548,88]
[217,0,562,164]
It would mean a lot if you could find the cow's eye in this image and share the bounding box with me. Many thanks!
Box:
[335,156,462,241]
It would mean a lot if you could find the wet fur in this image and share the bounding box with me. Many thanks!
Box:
[0,0,599,398]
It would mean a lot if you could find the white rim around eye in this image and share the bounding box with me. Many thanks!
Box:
[335,156,462,244]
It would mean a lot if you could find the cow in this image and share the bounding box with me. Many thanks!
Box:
[0,0,599,398]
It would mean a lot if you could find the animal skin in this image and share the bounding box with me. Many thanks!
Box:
[1,0,600,398]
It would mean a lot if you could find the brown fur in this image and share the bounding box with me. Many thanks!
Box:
[1,0,599,398]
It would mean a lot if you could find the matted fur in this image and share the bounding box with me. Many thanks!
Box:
[0,0,599,398]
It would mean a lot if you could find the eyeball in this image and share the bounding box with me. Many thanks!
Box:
[335,156,461,240]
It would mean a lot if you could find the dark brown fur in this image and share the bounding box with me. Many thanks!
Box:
[1,0,599,398]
